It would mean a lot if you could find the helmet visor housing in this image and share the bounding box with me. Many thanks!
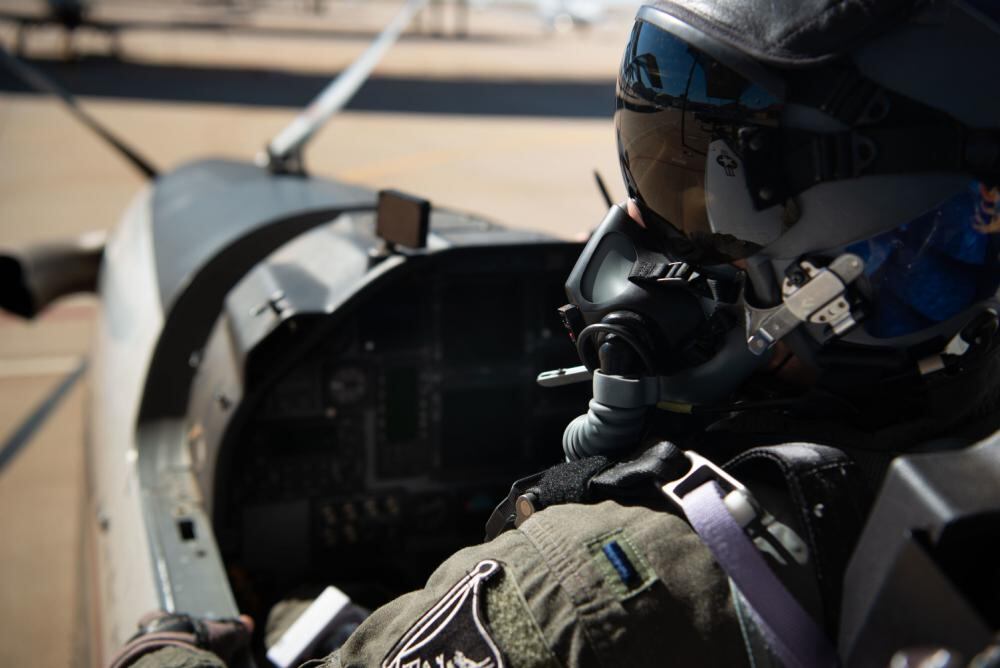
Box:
[615,12,783,263]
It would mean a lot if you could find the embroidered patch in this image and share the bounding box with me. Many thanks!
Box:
[382,559,505,668]
[602,540,639,587]
[586,530,656,600]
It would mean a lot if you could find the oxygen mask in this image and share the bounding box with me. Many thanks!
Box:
[542,204,773,461]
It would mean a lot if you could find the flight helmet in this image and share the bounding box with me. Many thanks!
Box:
[565,0,1000,426]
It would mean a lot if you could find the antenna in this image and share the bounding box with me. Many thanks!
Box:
[264,0,430,174]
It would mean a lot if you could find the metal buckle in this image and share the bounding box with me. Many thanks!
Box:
[656,260,699,284]
[661,451,751,515]
[661,450,810,565]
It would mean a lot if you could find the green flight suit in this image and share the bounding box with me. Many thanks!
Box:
[133,499,747,667]
[328,499,747,667]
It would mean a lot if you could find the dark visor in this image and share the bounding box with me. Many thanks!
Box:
[616,17,783,262]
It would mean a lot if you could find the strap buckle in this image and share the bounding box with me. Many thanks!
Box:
[630,258,741,303]
[661,451,758,528]
[660,451,835,667]
[630,258,701,288]
[661,451,811,566]
[656,260,699,284]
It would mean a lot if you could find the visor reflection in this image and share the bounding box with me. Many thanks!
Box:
[616,19,781,261]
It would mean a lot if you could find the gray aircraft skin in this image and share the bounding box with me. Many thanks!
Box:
[84,160,372,660]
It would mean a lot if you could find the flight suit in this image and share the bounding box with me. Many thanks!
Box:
[330,499,747,667]
[133,500,747,668]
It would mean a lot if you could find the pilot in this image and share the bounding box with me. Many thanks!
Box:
[112,0,1000,666]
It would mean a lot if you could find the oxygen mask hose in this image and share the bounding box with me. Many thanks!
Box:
[563,326,658,461]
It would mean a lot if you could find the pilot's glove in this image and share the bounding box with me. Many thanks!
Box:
[108,611,253,668]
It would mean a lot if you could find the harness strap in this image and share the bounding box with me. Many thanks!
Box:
[725,443,870,630]
[682,480,839,668]
[485,442,863,667]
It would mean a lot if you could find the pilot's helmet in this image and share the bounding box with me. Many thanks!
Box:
[613,0,1000,409]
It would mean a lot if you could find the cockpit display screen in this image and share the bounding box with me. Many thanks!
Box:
[385,367,420,444]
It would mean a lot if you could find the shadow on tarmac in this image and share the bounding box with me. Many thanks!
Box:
[0,56,615,117]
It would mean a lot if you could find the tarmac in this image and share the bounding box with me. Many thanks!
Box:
[0,0,635,665]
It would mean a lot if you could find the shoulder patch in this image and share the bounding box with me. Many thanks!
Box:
[383,560,505,668]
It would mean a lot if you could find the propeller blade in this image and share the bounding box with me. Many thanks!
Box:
[265,0,430,173]
[0,359,87,476]
[0,46,158,179]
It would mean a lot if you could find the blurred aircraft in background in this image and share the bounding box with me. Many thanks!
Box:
[0,0,98,57]
[0,0,644,59]
[476,0,635,30]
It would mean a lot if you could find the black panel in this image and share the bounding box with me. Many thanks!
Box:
[385,367,420,445]
[211,241,589,620]
[441,278,524,363]
[441,385,522,473]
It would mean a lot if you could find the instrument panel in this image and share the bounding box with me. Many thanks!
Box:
[202,221,589,615]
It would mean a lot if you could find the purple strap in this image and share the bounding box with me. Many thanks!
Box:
[682,481,839,668]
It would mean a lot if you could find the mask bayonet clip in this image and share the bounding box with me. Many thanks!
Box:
[746,253,865,355]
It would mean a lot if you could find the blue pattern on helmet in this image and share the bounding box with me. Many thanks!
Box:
[846,181,1000,338]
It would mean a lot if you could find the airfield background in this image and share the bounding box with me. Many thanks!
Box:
[0,0,639,664]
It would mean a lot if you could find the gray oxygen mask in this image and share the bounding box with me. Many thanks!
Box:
[541,205,772,461]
